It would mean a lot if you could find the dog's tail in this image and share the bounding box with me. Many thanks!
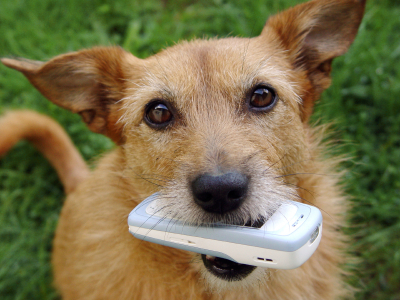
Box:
[0,110,89,194]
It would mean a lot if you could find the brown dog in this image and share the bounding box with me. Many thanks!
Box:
[0,0,366,299]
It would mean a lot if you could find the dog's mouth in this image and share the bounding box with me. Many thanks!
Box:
[201,216,265,281]
[201,254,256,281]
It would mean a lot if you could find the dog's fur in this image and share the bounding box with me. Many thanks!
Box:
[0,0,366,299]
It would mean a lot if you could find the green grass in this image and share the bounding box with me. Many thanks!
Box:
[0,0,399,299]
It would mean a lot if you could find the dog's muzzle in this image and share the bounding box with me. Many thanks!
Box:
[191,171,261,280]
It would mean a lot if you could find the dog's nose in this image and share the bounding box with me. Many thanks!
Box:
[191,172,249,214]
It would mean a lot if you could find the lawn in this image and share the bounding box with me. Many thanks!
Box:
[0,0,399,299]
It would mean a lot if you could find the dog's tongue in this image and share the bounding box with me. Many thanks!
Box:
[201,254,256,281]
[204,255,237,270]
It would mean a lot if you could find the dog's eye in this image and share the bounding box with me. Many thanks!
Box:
[249,86,277,111]
[145,101,173,127]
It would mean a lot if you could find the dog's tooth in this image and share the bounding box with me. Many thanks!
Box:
[205,255,216,261]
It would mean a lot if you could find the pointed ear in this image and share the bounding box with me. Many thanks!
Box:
[261,0,366,120]
[1,47,141,144]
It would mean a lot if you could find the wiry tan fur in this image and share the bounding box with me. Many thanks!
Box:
[0,0,366,299]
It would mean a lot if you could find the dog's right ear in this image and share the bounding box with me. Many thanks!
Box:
[1,47,142,144]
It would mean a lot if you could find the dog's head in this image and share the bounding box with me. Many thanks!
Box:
[2,0,365,290]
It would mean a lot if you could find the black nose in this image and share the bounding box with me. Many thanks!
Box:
[191,172,249,214]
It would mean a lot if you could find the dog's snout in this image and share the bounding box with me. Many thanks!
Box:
[191,172,249,214]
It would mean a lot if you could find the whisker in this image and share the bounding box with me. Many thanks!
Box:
[155,155,179,163]
[288,192,333,220]
[119,174,169,184]
[275,172,339,179]
[240,150,263,165]
[131,195,157,207]
[281,181,317,200]
[137,203,177,246]
[275,158,314,171]
[139,173,171,180]
[154,155,193,170]
[123,168,166,188]
[164,211,180,240]
[123,165,172,180]
[263,153,288,175]
[141,203,173,230]
[136,177,168,183]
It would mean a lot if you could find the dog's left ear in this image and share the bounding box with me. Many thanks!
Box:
[260,0,366,120]
[1,47,141,144]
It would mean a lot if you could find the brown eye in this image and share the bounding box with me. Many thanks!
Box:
[249,86,277,111]
[145,101,173,128]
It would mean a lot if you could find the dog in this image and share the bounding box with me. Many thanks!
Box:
[0,0,366,299]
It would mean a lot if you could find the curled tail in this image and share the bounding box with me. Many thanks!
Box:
[0,110,89,194]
